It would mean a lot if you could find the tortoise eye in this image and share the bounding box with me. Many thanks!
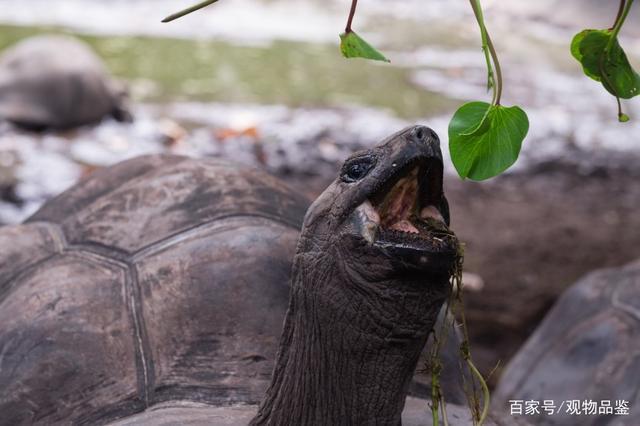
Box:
[341,157,376,183]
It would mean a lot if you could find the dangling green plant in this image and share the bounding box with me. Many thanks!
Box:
[446,1,529,182]
[337,0,530,182]
[339,0,389,63]
[453,257,491,426]
[337,0,528,182]
[571,0,639,122]
[426,241,490,426]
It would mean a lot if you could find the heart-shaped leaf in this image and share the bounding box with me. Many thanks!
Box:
[449,101,529,181]
[339,31,390,63]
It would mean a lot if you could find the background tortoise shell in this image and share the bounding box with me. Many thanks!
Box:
[494,260,640,425]
[0,155,308,424]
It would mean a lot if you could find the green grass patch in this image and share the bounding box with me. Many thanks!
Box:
[0,24,459,118]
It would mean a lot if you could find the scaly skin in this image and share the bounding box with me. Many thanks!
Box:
[252,125,458,425]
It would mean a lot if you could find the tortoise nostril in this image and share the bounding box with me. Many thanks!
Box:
[413,126,438,144]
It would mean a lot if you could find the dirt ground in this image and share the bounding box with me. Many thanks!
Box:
[283,152,640,387]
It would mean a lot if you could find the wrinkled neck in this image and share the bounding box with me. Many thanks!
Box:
[251,250,449,425]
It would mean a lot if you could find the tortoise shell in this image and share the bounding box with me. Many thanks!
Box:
[494,260,640,425]
[0,35,130,130]
[0,155,308,424]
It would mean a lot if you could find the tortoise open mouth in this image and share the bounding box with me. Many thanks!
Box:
[352,158,457,255]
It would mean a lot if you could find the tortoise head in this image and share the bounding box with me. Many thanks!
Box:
[299,124,458,282]
[253,126,459,425]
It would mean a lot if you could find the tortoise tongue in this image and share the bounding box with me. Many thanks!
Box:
[390,219,419,234]
[378,169,418,229]
[368,164,447,240]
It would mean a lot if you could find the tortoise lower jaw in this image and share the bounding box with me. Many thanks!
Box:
[373,238,459,272]
[373,227,459,272]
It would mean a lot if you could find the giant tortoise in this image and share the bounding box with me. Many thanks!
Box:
[0,126,490,425]
[0,35,131,130]
[494,259,640,425]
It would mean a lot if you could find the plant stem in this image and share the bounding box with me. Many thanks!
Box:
[606,0,635,52]
[430,320,446,425]
[600,0,634,120]
[432,399,439,426]
[598,47,626,121]
[345,0,358,33]
[616,96,625,121]
[469,0,502,105]
[441,399,450,426]
[611,0,627,30]
[458,303,481,423]
[431,358,441,426]
[162,0,219,23]
[466,359,490,426]
[485,32,503,105]
[469,0,493,90]
[452,245,489,425]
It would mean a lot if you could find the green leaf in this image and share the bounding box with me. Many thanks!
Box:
[570,29,591,63]
[573,29,609,81]
[448,101,529,181]
[572,29,640,99]
[339,31,390,63]
[570,29,601,80]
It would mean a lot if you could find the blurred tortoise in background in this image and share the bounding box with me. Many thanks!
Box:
[0,35,131,131]
[493,260,640,425]
[0,126,480,425]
